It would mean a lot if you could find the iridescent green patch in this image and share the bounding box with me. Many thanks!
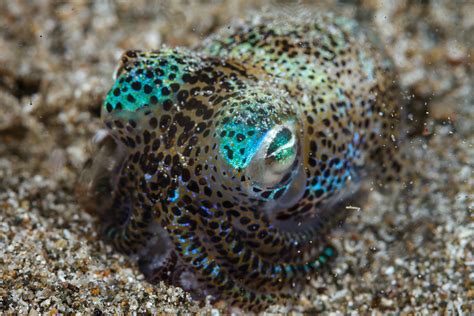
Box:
[103,52,185,113]
[267,128,291,156]
[272,147,295,163]
[266,128,295,164]
[218,122,266,170]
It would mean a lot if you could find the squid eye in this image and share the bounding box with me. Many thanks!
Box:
[246,123,299,188]
[265,127,297,172]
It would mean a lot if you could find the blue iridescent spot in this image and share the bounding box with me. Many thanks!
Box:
[284,265,294,276]
[211,266,220,277]
[318,255,327,264]
[168,189,179,203]
[324,246,335,257]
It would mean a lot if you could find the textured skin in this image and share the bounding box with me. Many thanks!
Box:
[78,13,404,311]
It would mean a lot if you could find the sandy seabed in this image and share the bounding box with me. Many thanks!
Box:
[0,0,472,314]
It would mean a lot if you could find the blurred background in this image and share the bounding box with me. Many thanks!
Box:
[0,0,472,314]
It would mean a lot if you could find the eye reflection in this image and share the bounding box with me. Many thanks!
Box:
[265,127,297,172]
[246,122,299,189]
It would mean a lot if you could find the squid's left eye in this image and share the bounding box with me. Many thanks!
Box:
[246,122,299,188]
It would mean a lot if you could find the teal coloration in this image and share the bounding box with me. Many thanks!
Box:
[267,128,292,156]
[218,122,267,170]
[273,147,295,163]
[284,265,294,277]
[168,189,180,203]
[103,51,185,113]
[318,255,327,264]
[324,246,335,257]
[105,67,159,112]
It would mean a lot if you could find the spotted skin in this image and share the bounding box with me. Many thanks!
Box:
[78,13,404,311]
